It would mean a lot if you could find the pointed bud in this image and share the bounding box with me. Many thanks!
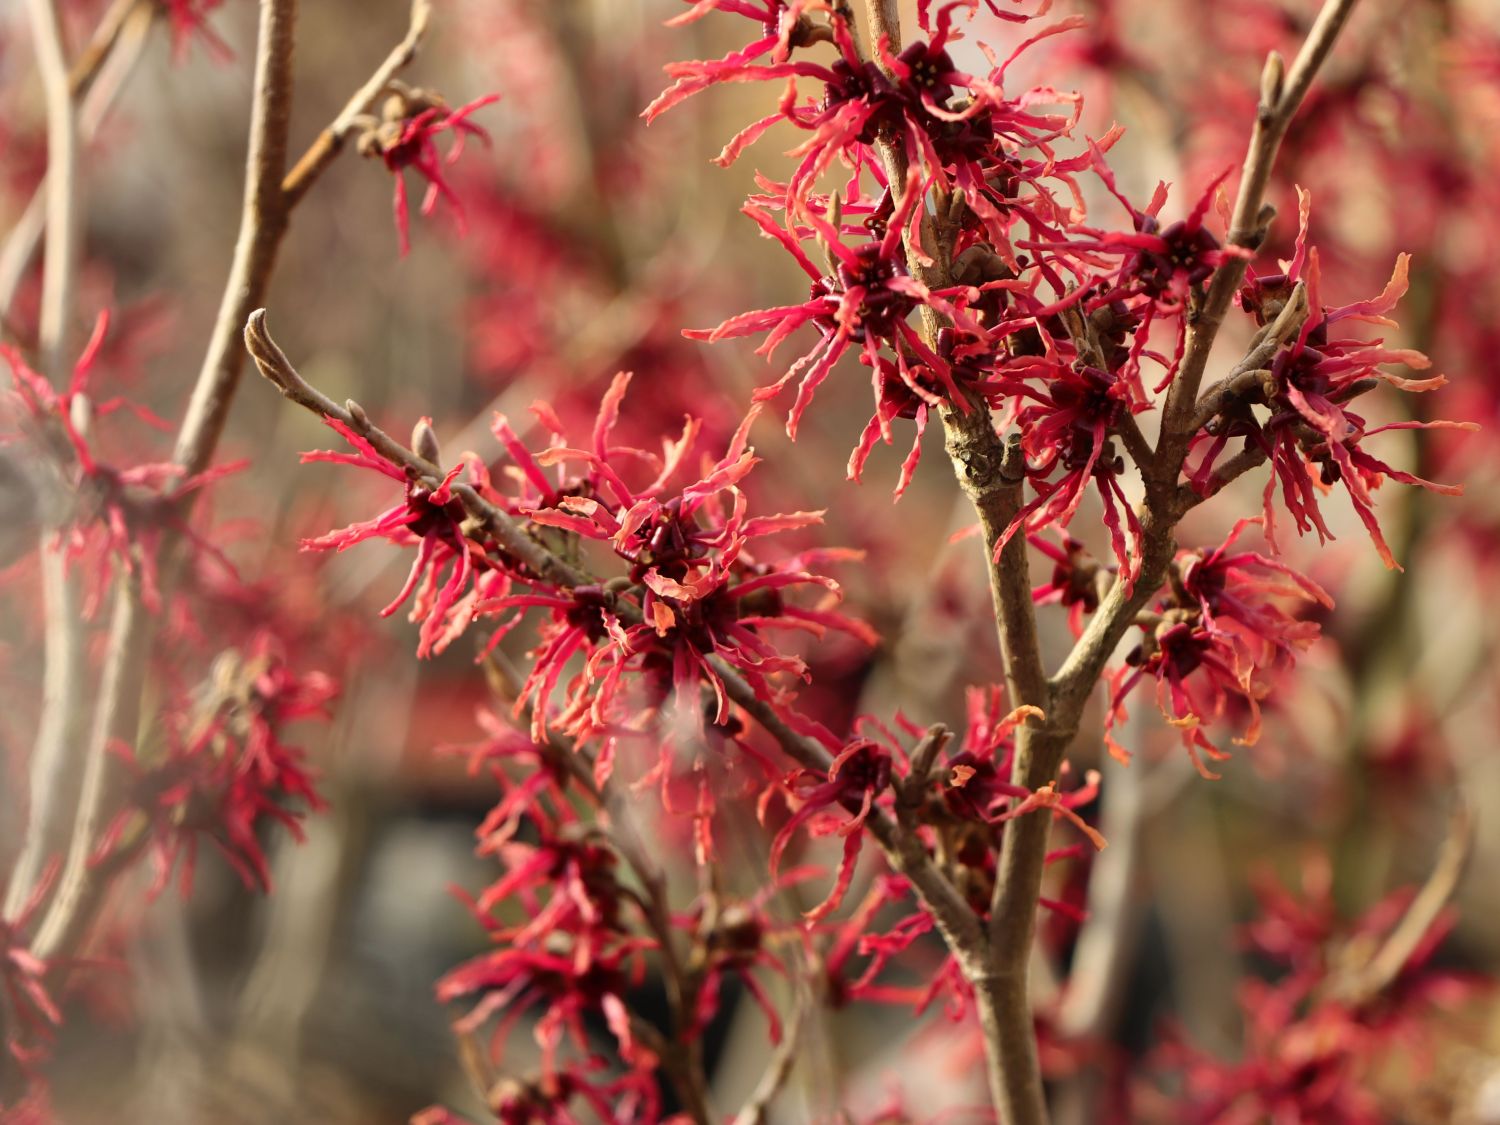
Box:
[412,417,441,464]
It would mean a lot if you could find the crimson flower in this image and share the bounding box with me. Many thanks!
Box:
[4,313,242,615]
[1192,189,1474,568]
[481,374,872,755]
[94,637,331,895]
[765,738,894,921]
[300,417,508,658]
[1157,862,1487,1125]
[687,177,989,440]
[995,357,1144,586]
[360,90,501,255]
[1105,520,1328,775]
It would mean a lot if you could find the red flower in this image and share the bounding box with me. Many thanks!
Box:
[1191,189,1474,569]
[1105,521,1328,775]
[4,313,242,615]
[994,357,1144,587]
[94,636,331,895]
[300,417,509,658]
[687,175,990,440]
[360,90,501,255]
[765,738,893,921]
[480,374,872,755]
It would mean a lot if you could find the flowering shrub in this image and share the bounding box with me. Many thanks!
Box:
[0,1,1491,1123]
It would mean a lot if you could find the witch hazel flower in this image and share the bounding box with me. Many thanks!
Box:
[161,0,232,60]
[1157,862,1486,1125]
[688,876,820,1043]
[688,174,990,442]
[1192,189,1475,569]
[3,312,242,615]
[300,416,509,659]
[437,807,660,1091]
[1045,149,1246,313]
[1105,520,1329,776]
[649,0,837,139]
[764,737,894,921]
[479,373,871,759]
[993,355,1144,586]
[355,83,501,255]
[94,637,331,896]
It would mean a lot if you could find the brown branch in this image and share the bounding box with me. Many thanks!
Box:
[3,544,85,923]
[173,0,300,476]
[1158,0,1359,457]
[731,987,811,1125]
[1175,444,1270,511]
[4,0,156,927]
[246,310,588,591]
[1188,281,1309,434]
[280,0,433,208]
[864,0,902,55]
[31,571,149,961]
[66,0,148,98]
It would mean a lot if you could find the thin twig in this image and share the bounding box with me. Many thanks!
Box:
[1158,0,1359,453]
[174,0,300,476]
[23,0,80,377]
[67,0,147,97]
[1188,281,1309,434]
[4,543,85,922]
[0,1,155,323]
[6,0,90,931]
[280,0,433,207]
[731,988,811,1125]
[31,571,149,960]
[1331,802,1474,1006]
[3,0,156,927]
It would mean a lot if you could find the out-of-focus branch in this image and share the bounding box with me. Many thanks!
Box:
[3,544,84,923]
[23,0,79,377]
[31,572,149,961]
[3,2,156,923]
[67,0,148,97]
[281,0,432,207]
[0,1,155,326]
[30,0,302,966]
[1330,802,1474,1006]
[731,988,810,1125]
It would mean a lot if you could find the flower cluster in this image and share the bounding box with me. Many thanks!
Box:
[95,635,332,896]
[1106,519,1329,776]
[3,314,241,615]
[1155,861,1486,1123]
